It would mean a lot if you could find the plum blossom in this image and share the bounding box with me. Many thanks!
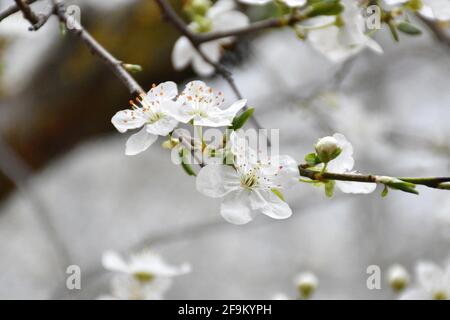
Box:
[314,133,377,194]
[166,80,247,127]
[305,0,383,62]
[384,0,450,21]
[400,260,450,300]
[101,250,191,300]
[195,131,299,224]
[295,272,319,299]
[387,264,410,292]
[239,0,306,7]
[172,0,250,76]
[111,82,179,155]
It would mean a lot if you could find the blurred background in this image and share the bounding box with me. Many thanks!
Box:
[0,0,449,299]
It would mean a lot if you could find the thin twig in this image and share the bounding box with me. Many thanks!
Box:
[0,0,39,22]
[417,14,450,47]
[51,0,144,95]
[13,0,40,25]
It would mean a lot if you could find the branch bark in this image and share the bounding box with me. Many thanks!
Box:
[0,0,39,22]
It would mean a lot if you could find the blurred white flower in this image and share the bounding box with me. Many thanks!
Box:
[306,0,383,62]
[315,133,377,194]
[239,0,306,7]
[166,80,247,127]
[272,293,290,300]
[295,271,318,299]
[111,82,179,155]
[171,0,249,76]
[436,198,450,239]
[196,131,299,224]
[387,264,410,292]
[400,260,450,300]
[384,0,450,21]
[101,250,191,300]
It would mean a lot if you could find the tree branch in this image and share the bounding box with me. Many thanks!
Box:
[13,0,40,25]
[0,0,39,22]
[417,14,450,47]
[298,165,450,191]
[51,0,144,95]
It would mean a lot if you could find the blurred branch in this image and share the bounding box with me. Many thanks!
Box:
[51,0,145,95]
[154,0,267,135]
[0,0,39,22]
[417,14,450,48]
[13,0,40,25]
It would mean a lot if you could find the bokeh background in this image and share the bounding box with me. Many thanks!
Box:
[0,0,449,299]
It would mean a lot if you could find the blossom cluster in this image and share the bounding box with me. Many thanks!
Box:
[171,0,450,73]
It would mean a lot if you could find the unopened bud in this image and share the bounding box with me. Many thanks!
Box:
[387,264,409,293]
[315,136,341,163]
[123,64,143,74]
[295,272,318,299]
[184,0,212,18]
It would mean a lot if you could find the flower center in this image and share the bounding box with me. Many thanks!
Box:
[432,290,448,300]
[133,272,155,283]
[147,111,164,124]
[240,169,259,189]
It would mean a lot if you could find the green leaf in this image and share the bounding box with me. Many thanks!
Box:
[307,0,344,17]
[179,150,196,177]
[271,188,285,201]
[229,107,254,130]
[388,20,399,42]
[324,180,335,198]
[305,153,321,166]
[397,22,422,35]
[381,185,389,198]
[386,179,418,195]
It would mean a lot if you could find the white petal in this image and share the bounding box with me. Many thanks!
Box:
[250,190,293,220]
[212,11,250,44]
[172,36,194,70]
[281,0,306,8]
[102,251,129,273]
[192,42,221,76]
[220,190,256,224]
[129,250,191,277]
[196,164,240,198]
[111,109,146,133]
[265,154,299,189]
[399,288,431,300]
[421,0,450,21]
[216,99,247,120]
[416,261,444,292]
[327,133,354,173]
[336,180,377,194]
[147,81,178,100]
[164,100,193,124]
[145,116,178,136]
[125,128,158,156]
[238,0,272,5]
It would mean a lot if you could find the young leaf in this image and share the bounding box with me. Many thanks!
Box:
[307,0,343,17]
[305,153,321,167]
[179,150,196,177]
[324,180,335,198]
[271,188,286,201]
[381,185,389,198]
[397,22,422,36]
[230,107,254,130]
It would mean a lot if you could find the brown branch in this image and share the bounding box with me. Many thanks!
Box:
[0,0,39,22]
[14,0,40,25]
[51,0,144,95]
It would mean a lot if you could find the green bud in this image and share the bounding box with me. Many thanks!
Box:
[184,0,212,18]
[397,22,422,35]
[123,63,143,73]
[378,176,418,195]
[193,15,213,33]
[161,138,179,149]
[324,180,335,198]
[295,272,318,299]
[405,0,423,11]
[133,272,155,283]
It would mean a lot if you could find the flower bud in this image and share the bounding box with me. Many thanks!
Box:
[387,264,409,293]
[315,136,341,163]
[295,272,318,299]
[184,0,212,18]
[122,64,143,74]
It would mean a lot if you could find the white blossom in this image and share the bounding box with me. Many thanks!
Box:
[195,131,299,224]
[239,0,306,8]
[400,260,450,300]
[101,250,191,300]
[387,264,410,292]
[295,272,319,298]
[315,133,377,194]
[166,80,247,127]
[172,0,250,76]
[272,293,290,300]
[111,82,179,155]
[384,0,450,21]
[306,0,383,62]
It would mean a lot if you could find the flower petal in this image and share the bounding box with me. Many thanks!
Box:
[102,251,129,273]
[250,190,293,220]
[192,42,221,76]
[145,116,178,136]
[220,190,256,224]
[212,11,250,44]
[147,81,178,100]
[164,100,193,124]
[399,288,430,300]
[327,133,354,173]
[125,127,158,156]
[416,261,444,292]
[172,36,194,71]
[196,164,240,198]
[111,109,146,133]
[336,180,377,194]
